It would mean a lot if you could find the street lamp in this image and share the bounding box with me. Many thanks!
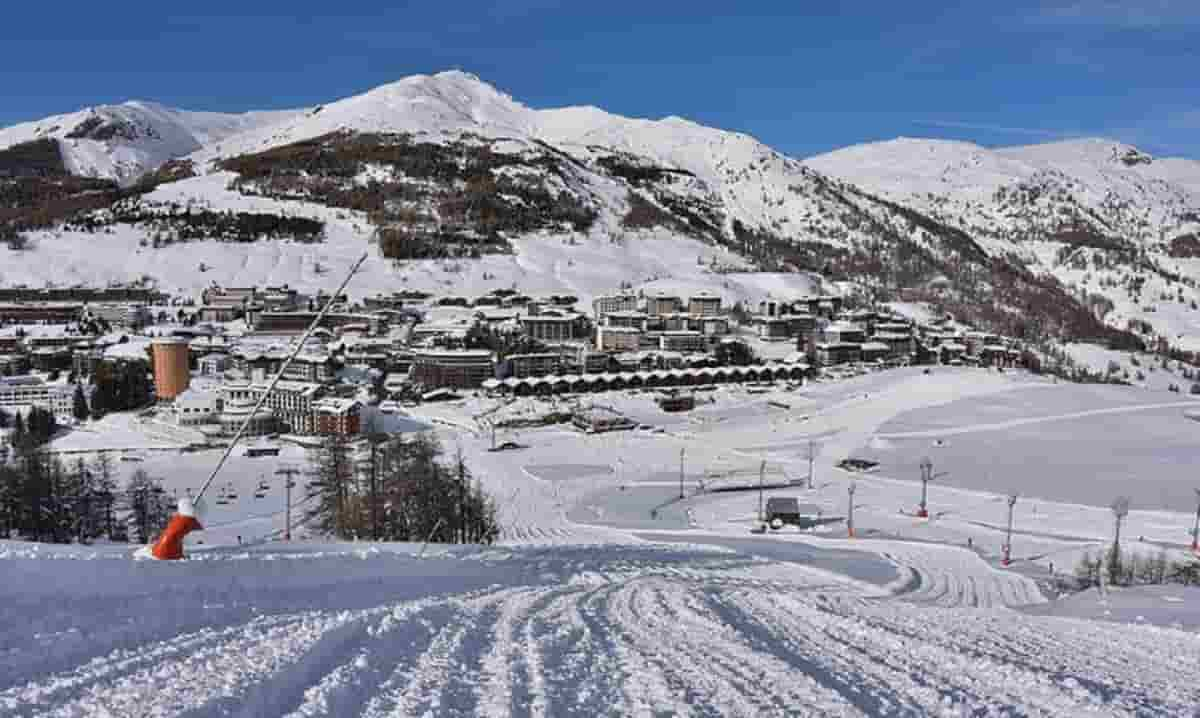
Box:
[275,465,301,541]
[1002,493,1018,566]
[1112,496,1130,551]
[918,456,933,518]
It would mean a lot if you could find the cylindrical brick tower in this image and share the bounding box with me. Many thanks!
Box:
[152,337,191,401]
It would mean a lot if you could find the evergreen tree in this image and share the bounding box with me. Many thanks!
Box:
[11,412,26,449]
[1105,543,1124,586]
[303,432,500,545]
[376,433,498,544]
[91,360,153,414]
[43,456,72,543]
[91,452,118,540]
[0,463,20,538]
[69,457,97,542]
[126,470,169,544]
[72,384,89,422]
[1074,551,1100,588]
[306,434,356,539]
[15,447,49,541]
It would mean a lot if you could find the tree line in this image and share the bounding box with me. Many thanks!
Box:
[1074,545,1200,589]
[0,447,170,544]
[6,406,58,449]
[306,431,500,544]
[87,359,154,417]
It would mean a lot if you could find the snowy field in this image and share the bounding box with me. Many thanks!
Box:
[861,385,1200,509]
[7,367,1200,715]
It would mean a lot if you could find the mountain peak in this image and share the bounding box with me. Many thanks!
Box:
[997,137,1154,167]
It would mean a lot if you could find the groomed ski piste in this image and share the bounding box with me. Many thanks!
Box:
[6,367,1200,716]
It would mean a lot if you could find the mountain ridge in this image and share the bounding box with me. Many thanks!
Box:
[3,71,1200,357]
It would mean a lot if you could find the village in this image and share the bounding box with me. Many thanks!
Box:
[0,281,1032,448]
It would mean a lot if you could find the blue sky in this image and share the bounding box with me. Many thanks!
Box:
[2,1,1197,158]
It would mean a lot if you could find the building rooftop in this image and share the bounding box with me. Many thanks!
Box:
[413,349,495,359]
[313,397,361,414]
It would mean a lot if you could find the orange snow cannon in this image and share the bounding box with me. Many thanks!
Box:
[151,497,205,560]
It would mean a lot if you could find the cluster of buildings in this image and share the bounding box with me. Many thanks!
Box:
[0,277,1029,435]
[806,309,1023,369]
[407,288,816,395]
[0,375,74,418]
[152,334,365,440]
[0,285,163,328]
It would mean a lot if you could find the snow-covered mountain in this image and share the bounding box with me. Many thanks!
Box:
[806,136,1200,249]
[5,70,1200,353]
[807,137,1200,351]
[0,101,301,185]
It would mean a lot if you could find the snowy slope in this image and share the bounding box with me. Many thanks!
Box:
[0,170,828,305]
[0,101,301,184]
[806,136,1200,243]
[808,136,1200,349]
[8,368,1200,715]
[189,72,886,252]
[8,538,1200,717]
[191,71,536,163]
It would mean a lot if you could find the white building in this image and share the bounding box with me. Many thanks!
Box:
[658,330,706,353]
[0,376,75,418]
[520,315,581,342]
[221,380,323,434]
[688,291,722,317]
[216,398,277,438]
[596,326,642,352]
[168,388,222,427]
[644,292,682,317]
[604,311,648,331]
[592,293,639,319]
[85,303,152,328]
[197,353,229,377]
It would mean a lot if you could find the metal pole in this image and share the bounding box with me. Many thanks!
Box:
[679,448,685,500]
[847,481,856,538]
[919,468,928,517]
[275,466,300,541]
[196,253,369,501]
[758,460,766,525]
[807,438,815,490]
[918,457,933,518]
[285,471,292,542]
[1003,493,1017,565]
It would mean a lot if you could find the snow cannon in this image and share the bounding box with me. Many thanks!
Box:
[151,497,206,560]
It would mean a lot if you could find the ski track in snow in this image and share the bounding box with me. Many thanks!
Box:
[7,372,1200,715]
[876,400,1200,439]
[4,544,1199,717]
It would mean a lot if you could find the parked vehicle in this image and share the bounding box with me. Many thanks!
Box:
[765,497,802,528]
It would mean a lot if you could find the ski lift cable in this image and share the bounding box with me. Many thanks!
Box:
[194,252,369,502]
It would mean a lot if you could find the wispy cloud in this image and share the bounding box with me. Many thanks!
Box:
[912,119,1078,139]
[1033,1,1200,28]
